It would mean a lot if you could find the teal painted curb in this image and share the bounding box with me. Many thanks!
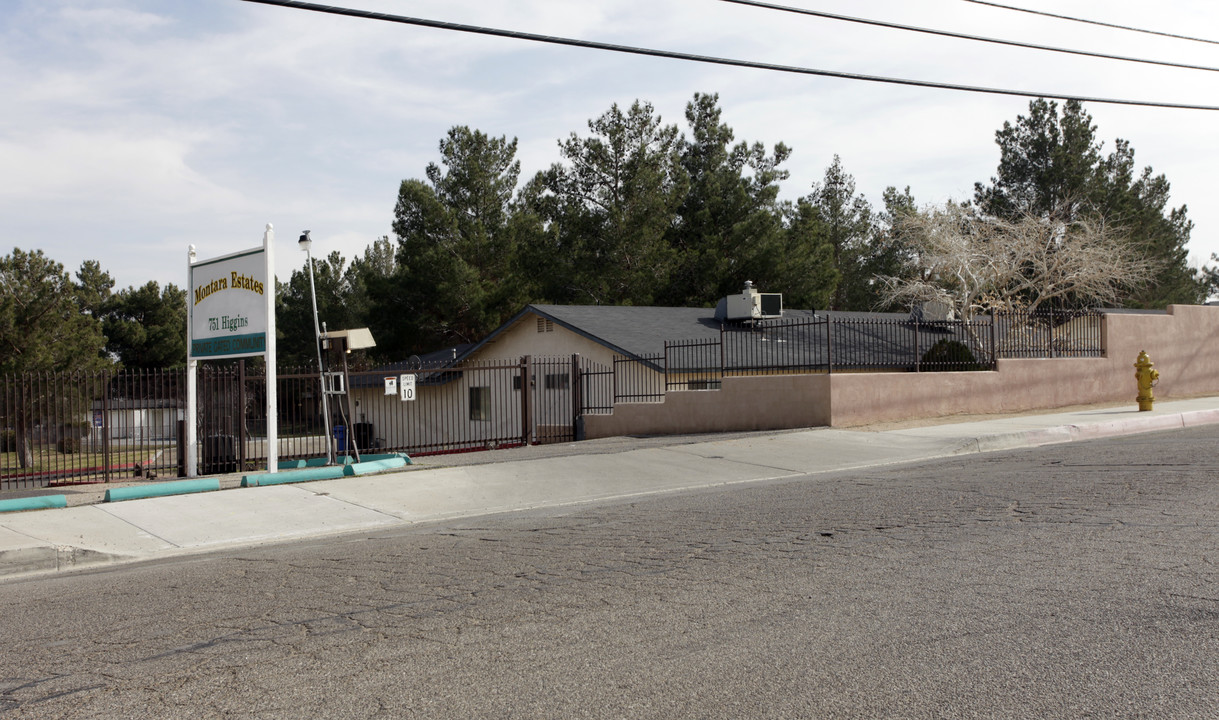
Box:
[0,495,68,513]
[243,455,410,486]
[277,459,307,469]
[358,453,413,464]
[343,457,408,476]
[242,465,344,487]
[303,456,356,467]
[104,478,220,503]
[297,453,410,468]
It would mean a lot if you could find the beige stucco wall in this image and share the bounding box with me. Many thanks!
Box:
[831,305,1219,426]
[1104,305,1219,398]
[582,374,831,438]
[583,305,1219,436]
[476,314,619,365]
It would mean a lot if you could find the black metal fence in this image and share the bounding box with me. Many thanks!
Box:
[994,309,1103,358]
[2,310,1106,491]
[633,309,1104,393]
[613,353,666,403]
[1,369,186,490]
[658,314,997,390]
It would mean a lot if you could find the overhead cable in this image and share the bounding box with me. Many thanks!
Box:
[238,0,1219,111]
[962,0,1219,46]
[720,0,1219,74]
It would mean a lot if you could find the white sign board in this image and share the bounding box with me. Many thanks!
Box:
[185,225,277,477]
[400,374,416,401]
[384,376,398,396]
[189,246,270,359]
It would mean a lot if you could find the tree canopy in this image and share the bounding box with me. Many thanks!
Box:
[0,248,111,376]
[8,95,1212,368]
[102,281,187,369]
[371,127,533,358]
[527,100,688,306]
[879,203,1154,320]
[974,99,1201,308]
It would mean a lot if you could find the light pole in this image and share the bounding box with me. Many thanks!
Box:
[299,231,334,464]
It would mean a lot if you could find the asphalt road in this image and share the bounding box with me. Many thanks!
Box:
[2,426,1218,719]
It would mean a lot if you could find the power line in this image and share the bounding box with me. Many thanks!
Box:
[720,0,1219,74]
[962,0,1219,46]
[238,0,1219,111]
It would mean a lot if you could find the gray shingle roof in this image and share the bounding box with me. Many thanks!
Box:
[530,304,786,358]
[526,305,916,360]
[389,303,1107,371]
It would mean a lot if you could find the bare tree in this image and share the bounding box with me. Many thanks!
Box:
[878,202,1156,320]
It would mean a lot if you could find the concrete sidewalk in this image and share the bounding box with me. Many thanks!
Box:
[3,397,1218,580]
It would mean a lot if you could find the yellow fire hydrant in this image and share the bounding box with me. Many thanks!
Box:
[1134,350,1159,412]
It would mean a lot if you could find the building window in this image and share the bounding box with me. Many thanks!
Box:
[545,373,569,390]
[469,387,491,421]
[687,379,722,391]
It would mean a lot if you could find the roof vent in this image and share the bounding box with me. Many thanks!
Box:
[715,281,783,322]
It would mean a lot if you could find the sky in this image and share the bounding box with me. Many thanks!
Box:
[3,0,1218,294]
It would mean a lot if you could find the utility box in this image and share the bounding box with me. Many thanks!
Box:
[715,281,783,322]
[352,422,374,451]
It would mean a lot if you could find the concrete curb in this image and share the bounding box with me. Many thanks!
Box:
[342,457,408,476]
[947,409,1215,455]
[103,478,221,503]
[0,495,68,513]
[0,544,128,576]
[280,453,412,470]
[243,455,409,487]
[243,466,345,487]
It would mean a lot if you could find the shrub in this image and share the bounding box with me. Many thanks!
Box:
[920,339,986,372]
[0,429,15,453]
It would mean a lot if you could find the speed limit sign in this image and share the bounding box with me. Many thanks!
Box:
[399,373,416,401]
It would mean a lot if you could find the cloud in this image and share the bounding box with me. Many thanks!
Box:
[2,0,1217,294]
[57,6,171,33]
[0,128,241,209]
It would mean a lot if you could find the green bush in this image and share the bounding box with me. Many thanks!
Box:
[57,435,81,454]
[0,429,15,453]
[920,339,986,372]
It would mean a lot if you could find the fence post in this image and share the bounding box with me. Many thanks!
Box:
[663,341,671,391]
[990,310,998,369]
[611,357,619,404]
[571,354,582,440]
[825,316,834,374]
[914,317,921,373]
[520,355,533,447]
[102,370,112,483]
[238,359,247,472]
[1099,311,1107,357]
[1048,310,1057,359]
[720,323,726,374]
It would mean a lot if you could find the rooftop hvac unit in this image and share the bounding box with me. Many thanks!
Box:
[715,281,783,322]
